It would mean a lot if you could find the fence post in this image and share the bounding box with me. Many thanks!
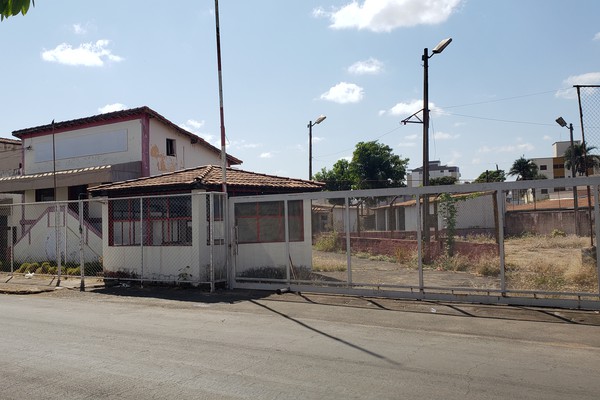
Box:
[284,200,290,285]
[344,196,352,286]
[593,184,600,297]
[416,194,424,291]
[496,189,507,295]
[79,198,85,291]
[55,202,62,286]
[139,198,144,287]
[209,193,215,292]
[10,222,14,275]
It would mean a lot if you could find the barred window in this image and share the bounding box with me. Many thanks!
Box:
[235,200,304,244]
[109,196,192,246]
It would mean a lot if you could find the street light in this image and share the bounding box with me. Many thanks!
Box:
[422,38,452,187]
[308,114,326,180]
[556,116,579,234]
[422,38,451,246]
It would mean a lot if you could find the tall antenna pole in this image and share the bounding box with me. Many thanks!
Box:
[214,0,227,194]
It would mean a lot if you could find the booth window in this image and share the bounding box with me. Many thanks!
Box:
[109,196,192,246]
[235,200,303,243]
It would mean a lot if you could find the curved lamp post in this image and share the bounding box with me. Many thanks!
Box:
[308,114,326,180]
[556,116,579,235]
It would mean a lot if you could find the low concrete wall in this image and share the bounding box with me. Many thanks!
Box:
[341,236,498,260]
[505,210,593,236]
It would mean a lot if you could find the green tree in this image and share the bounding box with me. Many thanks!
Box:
[1,0,34,20]
[429,176,458,186]
[313,159,354,192]
[508,156,538,181]
[348,141,409,190]
[564,142,600,176]
[474,169,506,183]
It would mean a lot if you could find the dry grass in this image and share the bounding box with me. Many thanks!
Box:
[504,234,597,292]
[312,233,598,293]
[311,255,347,272]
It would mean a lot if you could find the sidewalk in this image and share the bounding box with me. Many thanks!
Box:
[0,272,104,294]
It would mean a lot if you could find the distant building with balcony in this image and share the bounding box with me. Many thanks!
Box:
[407,160,460,187]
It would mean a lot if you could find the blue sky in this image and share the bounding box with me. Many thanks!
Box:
[1,0,600,182]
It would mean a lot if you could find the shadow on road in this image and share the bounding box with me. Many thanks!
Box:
[91,285,272,304]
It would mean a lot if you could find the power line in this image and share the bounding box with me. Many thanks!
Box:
[439,88,567,110]
[444,112,558,127]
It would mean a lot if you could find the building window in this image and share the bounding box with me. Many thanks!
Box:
[541,189,548,194]
[166,138,176,156]
[35,188,55,202]
[540,165,547,170]
[109,196,192,246]
[235,200,304,243]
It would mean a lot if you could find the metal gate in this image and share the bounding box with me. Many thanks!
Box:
[229,177,600,310]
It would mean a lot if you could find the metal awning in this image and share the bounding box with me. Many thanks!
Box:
[0,161,142,193]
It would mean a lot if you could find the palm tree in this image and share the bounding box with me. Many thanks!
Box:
[509,156,538,181]
[509,157,540,204]
[564,142,600,176]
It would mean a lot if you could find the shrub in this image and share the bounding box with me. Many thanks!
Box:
[16,263,31,273]
[314,232,342,252]
[551,229,566,238]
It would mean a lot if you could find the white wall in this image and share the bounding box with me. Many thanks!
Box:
[12,203,102,264]
[404,194,495,231]
[23,120,143,175]
[148,119,223,175]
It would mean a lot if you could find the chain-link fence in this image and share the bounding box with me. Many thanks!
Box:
[0,192,227,289]
[0,199,103,279]
[576,85,600,158]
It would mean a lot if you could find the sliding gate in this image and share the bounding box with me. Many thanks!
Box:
[229,178,600,310]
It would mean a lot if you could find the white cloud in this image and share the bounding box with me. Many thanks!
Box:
[315,0,462,33]
[41,40,123,67]
[312,136,325,144]
[98,103,127,113]
[72,23,87,35]
[405,134,418,140]
[320,82,364,104]
[433,131,459,140]
[180,119,205,132]
[477,142,534,154]
[179,119,216,143]
[260,152,273,159]
[556,72,600,99]
[398,142,416,147]
[348,58,383,75]
[594,32,600,41]
[388,99,444,117]
[543,135,552,141]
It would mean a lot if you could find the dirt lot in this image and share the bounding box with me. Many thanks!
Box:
[311,250,501,290]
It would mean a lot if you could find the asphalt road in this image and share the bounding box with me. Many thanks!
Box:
[1,287,599,400]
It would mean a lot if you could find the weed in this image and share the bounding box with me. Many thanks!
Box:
[314,232,342,252]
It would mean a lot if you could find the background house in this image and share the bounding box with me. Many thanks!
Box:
[0,106,242,268]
